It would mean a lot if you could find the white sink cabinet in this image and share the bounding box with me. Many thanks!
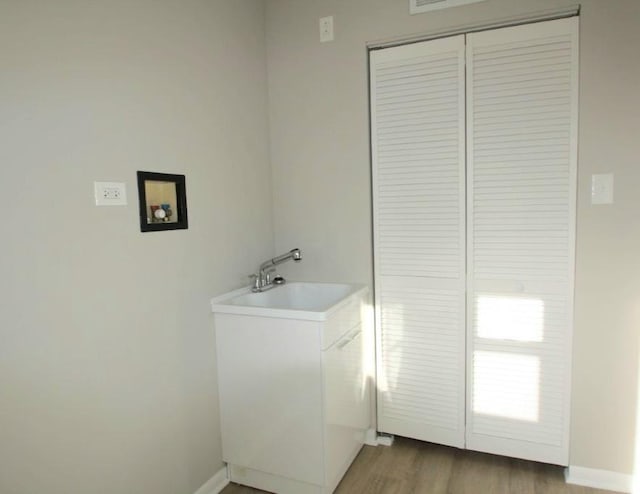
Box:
[211,283,370,494]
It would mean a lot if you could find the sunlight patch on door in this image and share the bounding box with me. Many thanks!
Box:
[377,303,404,394]
[476,295,544,343]
[473,351,540,422]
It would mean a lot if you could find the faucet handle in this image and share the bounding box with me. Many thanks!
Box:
[265,268,276,284]
[248,274,259,290]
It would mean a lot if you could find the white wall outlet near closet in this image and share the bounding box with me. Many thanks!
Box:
[591,173,614,205]
[319,16,334,42]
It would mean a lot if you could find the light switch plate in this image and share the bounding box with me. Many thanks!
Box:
[94,181,127,206]
[591,173,614,205]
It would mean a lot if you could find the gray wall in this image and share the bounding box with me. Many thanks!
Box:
[266,0,640,476]
[0,1,272,493]
[1,1,638,491]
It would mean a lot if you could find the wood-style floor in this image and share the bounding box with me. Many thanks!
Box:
[221,436,616,494]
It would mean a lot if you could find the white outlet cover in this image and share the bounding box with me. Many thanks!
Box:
[94,181,127,206]
[319,16,334,42]
[591,173,614,205]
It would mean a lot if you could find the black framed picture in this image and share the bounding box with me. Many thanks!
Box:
[136,171,188,232]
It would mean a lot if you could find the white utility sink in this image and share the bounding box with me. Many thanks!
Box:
[211,280,371,493]
[210,281,366,321]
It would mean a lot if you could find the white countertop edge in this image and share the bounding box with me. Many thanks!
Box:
[210,282,369,322]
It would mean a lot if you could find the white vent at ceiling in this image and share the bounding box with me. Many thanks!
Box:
[410,0,486,15]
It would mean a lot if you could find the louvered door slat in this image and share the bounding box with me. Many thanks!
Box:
[466,17,578,465]
[371,36,466,448]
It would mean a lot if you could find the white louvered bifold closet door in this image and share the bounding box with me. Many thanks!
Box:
[465,18,578,465]
[371,35,466,447]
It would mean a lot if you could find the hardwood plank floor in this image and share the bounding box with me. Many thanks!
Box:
[221,437,617,494]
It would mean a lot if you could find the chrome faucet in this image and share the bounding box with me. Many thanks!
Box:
[250,248,302,292]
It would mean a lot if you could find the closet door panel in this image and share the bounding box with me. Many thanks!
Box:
[466,17,578,465]
[371,36,466,447]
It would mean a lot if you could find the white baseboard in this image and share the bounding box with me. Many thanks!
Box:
[363,428,395,447]
[194,465,229,494]
[565,465,633,493]
[364,428,379,446]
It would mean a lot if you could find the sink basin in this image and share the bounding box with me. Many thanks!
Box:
[210,281,367,321]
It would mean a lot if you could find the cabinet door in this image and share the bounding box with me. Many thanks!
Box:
[465,17,578,465]
[323,327,369,491]
[371,35,466,448]
[216,315,325,486]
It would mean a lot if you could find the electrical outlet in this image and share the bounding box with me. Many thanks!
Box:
[319,16,334,42]
[591,173,614,205]
[94,181,127,206]
[102,187,120,200]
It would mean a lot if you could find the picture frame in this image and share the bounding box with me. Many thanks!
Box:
[136,171,188,232]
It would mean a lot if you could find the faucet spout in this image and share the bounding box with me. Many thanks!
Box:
[259,248,302,271]
[253,248,302,292]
